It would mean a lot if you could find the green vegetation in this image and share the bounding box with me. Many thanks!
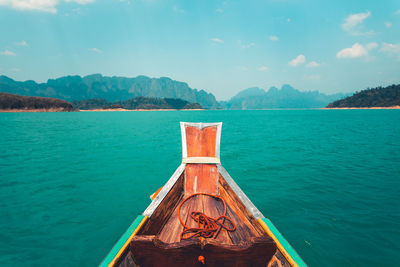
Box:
[72,97,202,110]
[327,84,400,108]
[70,98,109,110]
[0,92,75,111]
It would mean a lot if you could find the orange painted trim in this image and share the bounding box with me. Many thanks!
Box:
[150,187,163,200]
[107,216,148,267]
[258,218,300,267]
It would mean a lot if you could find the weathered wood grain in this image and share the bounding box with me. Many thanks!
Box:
[131,235,276,267]
[201,195,232,244]
[185,126,217,157]
[157,193,197,243]
[267,249,292,267]
[139,174,184,235]
[214,197,254,245]
[185,164,219,195]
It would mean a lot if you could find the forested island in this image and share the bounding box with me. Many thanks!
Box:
[326,84,400,108]
[72,97,202,110]
[0,93,202,112]
[0,92,76,112]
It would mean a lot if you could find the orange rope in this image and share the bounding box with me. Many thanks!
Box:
[177,193,236,240]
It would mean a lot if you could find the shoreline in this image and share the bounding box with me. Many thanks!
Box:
[2,107,399,112]
[79,108,205,112]
[322,106,400,110]
[0,108,204,112]
[0,108,76,113]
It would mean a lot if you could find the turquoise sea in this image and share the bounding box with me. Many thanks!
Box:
[0,110,399,266]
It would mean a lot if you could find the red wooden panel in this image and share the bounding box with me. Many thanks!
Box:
[185,164,218,195]
[185,126,217,157]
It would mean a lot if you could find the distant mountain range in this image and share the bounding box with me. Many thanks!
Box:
[0,74,219,109]
[327,84,400,108]
[221,85,348,109]
[1,74,351,109]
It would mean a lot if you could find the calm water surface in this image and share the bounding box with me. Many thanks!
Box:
[0,110,399,266]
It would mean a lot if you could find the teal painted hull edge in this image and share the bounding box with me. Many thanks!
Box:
[262,218,307,267]
[100,215,145,267]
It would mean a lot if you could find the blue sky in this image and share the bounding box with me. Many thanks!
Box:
[0,0,399,100]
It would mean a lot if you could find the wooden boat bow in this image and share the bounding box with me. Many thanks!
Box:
[100,122,307,267]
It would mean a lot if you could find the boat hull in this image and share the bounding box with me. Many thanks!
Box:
[100,122,306,267]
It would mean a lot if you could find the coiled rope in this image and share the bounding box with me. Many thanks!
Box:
[178,193,236,240]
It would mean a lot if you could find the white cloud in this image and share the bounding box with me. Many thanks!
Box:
[288,54,306,67]
[384,21,392,28]
[1,49,16,56]
[0,0,58,13]
[173,5,184,13]
[342,11,374,36]
[0,0,95,13]
[366,42,378,50]
[269,35,278,41]
[380,43,400,60]
[336,43,368,58]
[306,61,320,68]
[211,38,224,44]
[238,40,255,49]
[88,47,102,53]
[9,67,20,72]
[257,66,268,71]
[216,8,223,13]
[396,9,400,15]
[65,0,94,3]
[15,40,28,46]
[342,11,370,30]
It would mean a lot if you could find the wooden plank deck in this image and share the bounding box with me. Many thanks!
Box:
[157,180,264,245]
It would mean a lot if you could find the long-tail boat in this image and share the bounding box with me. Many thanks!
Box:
[100,122,306,267]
